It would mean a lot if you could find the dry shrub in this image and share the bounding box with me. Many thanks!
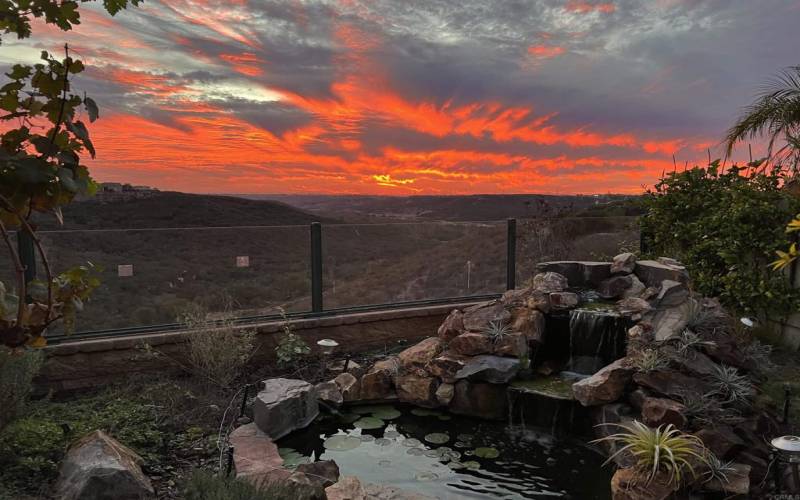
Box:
[180,306,257,388]
[0,347,43,431]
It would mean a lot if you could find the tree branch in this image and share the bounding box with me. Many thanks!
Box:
[0,218,26,328]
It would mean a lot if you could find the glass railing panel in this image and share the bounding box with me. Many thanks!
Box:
[322,221,506,309]
[516,216,641,285]
[36,225,310,334]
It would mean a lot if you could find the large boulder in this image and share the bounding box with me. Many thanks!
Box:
[462,300,509,332]
[360,357,399,401]
[229,423,290,485]
[425,352,468,383]
[648,299,696,341]
[548,291,579,310]
[616,297,651,316]
[572,358,634,406]
[656,280,689,308]
[696,426,745,459]
[315,381,344,408]
[295,460,340,489]
[598,275,634,300]
[325,476,367,500]
[610,467,673,500]
[449,380,508,420]
[437,310,464,342]
[634,259,689,287]
[611,252,636,274]
[491,331,528,357]
[52,430,155,500]
[511,308,545,344]
[395,375,439,408]
[447,332,493,357]
[641,396,687,428]
[398,337,444,369]
[254,378,319,439]
[536,261,611,287]
[704,463,751,497]
[454,355,520,384]
[532,272,568,292]
[334,373,361,402]
[632,369,709,400]
[621,275,646,299]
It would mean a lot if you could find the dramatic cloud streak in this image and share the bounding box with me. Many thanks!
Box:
[2,0,798,193]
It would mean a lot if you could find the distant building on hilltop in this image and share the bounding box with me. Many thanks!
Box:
[96,182,159,201]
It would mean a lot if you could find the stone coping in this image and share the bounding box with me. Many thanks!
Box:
[45,301,485,357]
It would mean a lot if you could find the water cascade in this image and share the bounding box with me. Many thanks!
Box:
[566,309,628,375]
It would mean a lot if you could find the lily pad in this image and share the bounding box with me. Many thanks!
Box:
[383,430,400,439]
[402,438,422,447]
[375,438,393,446]
[359,434,375,442]
[279,448,311,468]
[424,432,450,444]
[323,435,362,451]
[411,408,442,417]
[371,407,402,420]
[463,460,481,470]
[415,472,439,481]
[339,413,361,423]
[378,459,392,467]
[407,447,424,456]
[449,461,465,470]
[474,447,500,459]
[354,417,385,429]
[456,434,474,442]
[424,449,440,458]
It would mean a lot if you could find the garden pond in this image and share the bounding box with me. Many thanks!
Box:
[278,403,612,499]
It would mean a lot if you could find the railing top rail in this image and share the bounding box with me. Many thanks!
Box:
[21,215,641,234]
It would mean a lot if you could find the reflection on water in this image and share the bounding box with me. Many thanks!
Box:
[278,404,611,499]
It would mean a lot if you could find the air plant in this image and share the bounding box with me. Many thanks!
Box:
[593,421,708,486]
[672,330,717,358]
[481,319,512,344]
[677,389,741,426]
[707,365,756,406]
[702,452,738,485]
[741,340,775,374]
[631,348,669,373]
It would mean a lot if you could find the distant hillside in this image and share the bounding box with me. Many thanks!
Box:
[36,191,333,230]
[239,194,638,222]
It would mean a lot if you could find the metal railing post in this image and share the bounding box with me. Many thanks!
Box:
[310,222,323,312]
[506,218,516,291]
[17,229,37,286]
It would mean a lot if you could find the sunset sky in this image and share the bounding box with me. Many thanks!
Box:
[2,0,799,194]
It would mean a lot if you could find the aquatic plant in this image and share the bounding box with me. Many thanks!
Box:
[593,421,707,486]
[707,365,755,406]
[481,319,512,344]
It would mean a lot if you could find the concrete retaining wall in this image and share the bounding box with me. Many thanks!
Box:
[39,302,480,393]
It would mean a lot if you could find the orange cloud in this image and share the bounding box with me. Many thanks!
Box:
[219,53,265,77]
[528,45,567,59]
[565,1,616,14]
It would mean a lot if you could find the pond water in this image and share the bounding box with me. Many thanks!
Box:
[278,404,612,499]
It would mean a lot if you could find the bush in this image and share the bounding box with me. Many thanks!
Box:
[641,163,800,318]
[0,391,164,493]
[180,306,257,388]
[0,347,42,431]
[275,310,310,369]
[183,469,299,500]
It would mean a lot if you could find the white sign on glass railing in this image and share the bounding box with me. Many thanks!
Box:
[236,256,250,268]
[118,264,134,277]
